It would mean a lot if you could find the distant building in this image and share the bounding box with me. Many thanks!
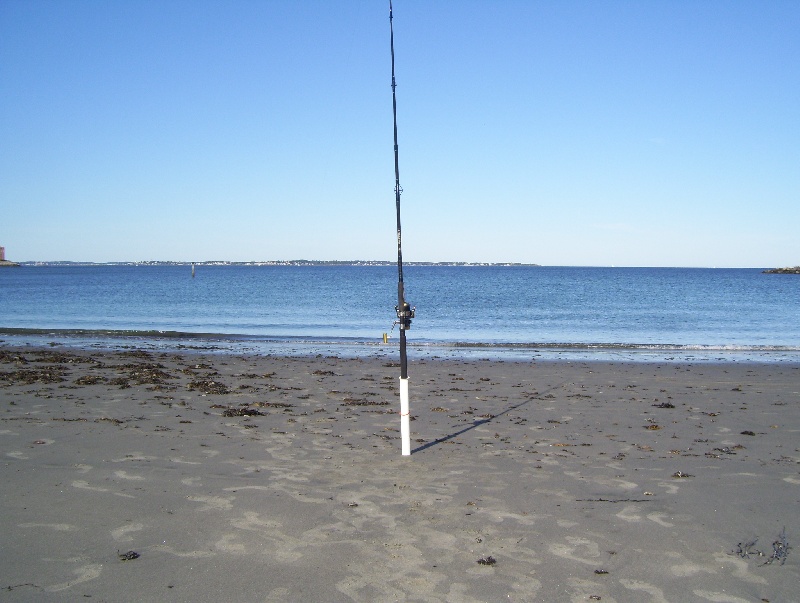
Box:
[0,246,5,261]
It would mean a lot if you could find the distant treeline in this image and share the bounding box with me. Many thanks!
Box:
[20,260,539,267]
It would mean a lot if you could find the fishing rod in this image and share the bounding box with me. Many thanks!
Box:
[389,0,414,456]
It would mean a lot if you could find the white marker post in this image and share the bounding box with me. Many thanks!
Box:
[400,375,410,456]
[389,1,414,456]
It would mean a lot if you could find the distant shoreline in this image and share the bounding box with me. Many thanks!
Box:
[16,260,539,267]
[762,266,800,274]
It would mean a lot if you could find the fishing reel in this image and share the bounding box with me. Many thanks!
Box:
[395,301,415,330]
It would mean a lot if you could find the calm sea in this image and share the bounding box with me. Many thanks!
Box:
[1,265,799,362]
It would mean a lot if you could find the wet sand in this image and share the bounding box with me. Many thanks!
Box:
[1,346,798,602]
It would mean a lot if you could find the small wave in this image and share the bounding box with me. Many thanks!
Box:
[2,328,800,352]
[2,328,799,363]
[435,341,800,353]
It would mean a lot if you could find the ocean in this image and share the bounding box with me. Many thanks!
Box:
[1,265,799,362]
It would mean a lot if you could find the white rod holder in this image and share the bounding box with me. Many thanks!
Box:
[400,377,410,456]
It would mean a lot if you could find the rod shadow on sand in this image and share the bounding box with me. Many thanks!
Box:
[412,381,564,454]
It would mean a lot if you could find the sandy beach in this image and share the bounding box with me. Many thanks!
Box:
[1,345,798,602]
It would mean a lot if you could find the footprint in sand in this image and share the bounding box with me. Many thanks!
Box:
[215,533,246,554]
[111,522,144,542]
[169,456,201,465]
[693,590,753,603]
[19,523,78,532]
[657,481,680,494]
[646,512,674,527]
[113,470,145,481]
[616,504,642,522]
[549,536,602,565]
[72,480,108,492]
[264,587,292,602]
[619,579,669,603]
[72,480,135,499]
[230,511,280,532]
[566,471,638,491]
[156,545,215,558]
[712,553,766,585]
[44,564,103,592]
[187,494,234,511]
[667,551,717,577]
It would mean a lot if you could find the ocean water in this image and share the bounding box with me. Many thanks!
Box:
[1,265,799,362]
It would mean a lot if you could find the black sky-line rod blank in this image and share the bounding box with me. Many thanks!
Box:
[389,0,413,380]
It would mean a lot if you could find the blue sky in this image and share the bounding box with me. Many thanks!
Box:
[1,0,798,267]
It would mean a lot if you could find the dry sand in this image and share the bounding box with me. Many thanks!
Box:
[1,346,798,602]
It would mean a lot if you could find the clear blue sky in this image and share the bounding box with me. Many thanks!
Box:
[1,0,798,267]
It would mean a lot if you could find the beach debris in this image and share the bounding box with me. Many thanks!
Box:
[117,349,153,359]
[118,550,140,561]
[735,538,761,559]
[119,364,174,385]
[187,379,229,395]
[0,351,29,364]
[312,370,338,376]
[671,471,694,478]
[709,446,743,457]
[577,497,652,503]
[594,569,609,575]
[0,368,66,385]
[95,417,124,425]
[221,406,264,417]
[740,430,756,436]
[764,527,790,566]
[342,397,390,406]
[476,556,496,565]
[653,402,675,408]
[31,351,92,364]
[73,375,105,385]
[644,424,662,430]
[108,377,131,388]
[735,528,790,565]
[589,596,602,601]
